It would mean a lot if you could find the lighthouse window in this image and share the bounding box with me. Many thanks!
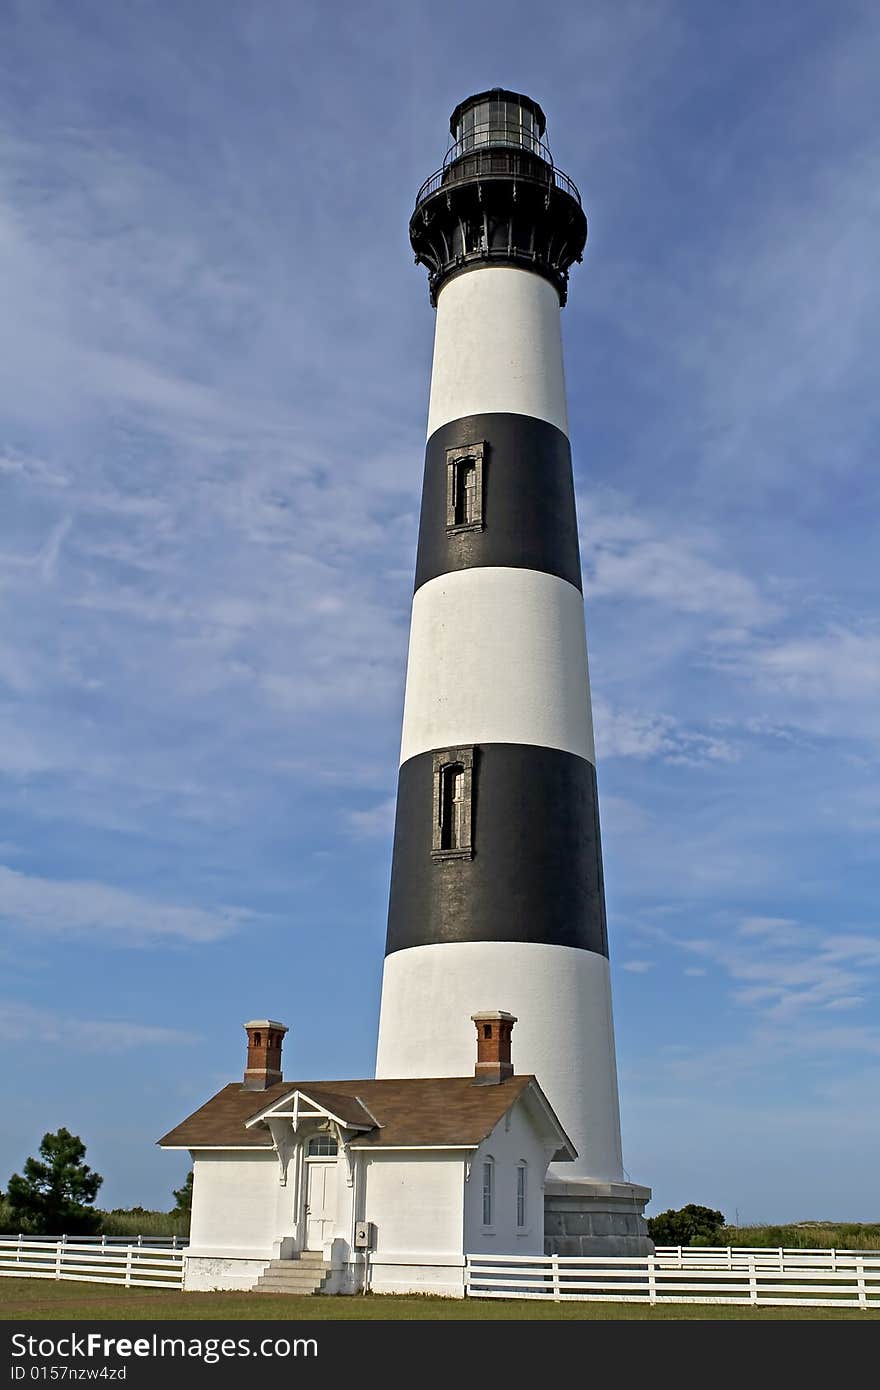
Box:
[445,442,484,533]
[455,460,477,525]
[431,746,474,859]
[442,766,464,849]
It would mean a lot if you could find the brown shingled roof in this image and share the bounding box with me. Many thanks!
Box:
[157,1075,555,1152]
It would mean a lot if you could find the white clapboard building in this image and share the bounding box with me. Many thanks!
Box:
[159,1015,574,1295]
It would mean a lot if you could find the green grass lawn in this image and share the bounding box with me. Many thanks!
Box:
[1,1280,877,1320]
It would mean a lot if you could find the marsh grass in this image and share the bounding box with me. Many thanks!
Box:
[98,1209,190,1239]
[723,1223,880,1251]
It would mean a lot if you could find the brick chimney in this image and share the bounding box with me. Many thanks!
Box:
[243,1019,287,1090]
[471,1011,517,1085]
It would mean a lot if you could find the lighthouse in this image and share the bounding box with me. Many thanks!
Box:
[375,91,650,1254]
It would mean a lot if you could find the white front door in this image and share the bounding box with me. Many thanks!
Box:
[304,1160,337,1250]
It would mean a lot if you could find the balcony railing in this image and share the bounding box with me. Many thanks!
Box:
[414,147,581,212]
[445,125,550,165]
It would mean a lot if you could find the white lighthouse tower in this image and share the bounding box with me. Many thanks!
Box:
[375,90,651,1254]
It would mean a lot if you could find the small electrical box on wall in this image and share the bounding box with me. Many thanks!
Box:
[354,1221,376,1250]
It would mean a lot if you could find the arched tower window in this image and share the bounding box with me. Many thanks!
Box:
[445,442,484,533]
[440,763,464,849]
[432,747,474,860]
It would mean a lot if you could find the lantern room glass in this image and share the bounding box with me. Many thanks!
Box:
[454,98,541,156]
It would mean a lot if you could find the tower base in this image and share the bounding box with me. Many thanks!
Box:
[544,1178,653,1258]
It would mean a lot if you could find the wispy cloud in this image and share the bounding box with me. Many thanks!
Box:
[582,497,778,632]
[346,798,397,840]
[593,696,738,765]
[650,916,880,1028]
[0,866,249,945]
[0,1000,195,1052]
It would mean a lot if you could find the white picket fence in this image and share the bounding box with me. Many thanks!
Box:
[0,1237,185,1289]
[466,1249,880,1309]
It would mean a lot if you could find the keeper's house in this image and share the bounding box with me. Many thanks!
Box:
[158,1013,574,1295]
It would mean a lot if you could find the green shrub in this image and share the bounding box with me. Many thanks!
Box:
[647,1204,726,1246]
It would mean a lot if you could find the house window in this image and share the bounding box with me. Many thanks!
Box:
[516,1163,527,1228]
[432,747,474,859]
[307,1135,338,1157]
[482,1159,494,1227]
[445,443,484,533]
[253,1032,262,1047]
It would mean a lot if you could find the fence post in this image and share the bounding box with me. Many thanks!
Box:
[648,1255,657,1306]
[857,1258,867,1310]
[551,1254,561,1302]
[55,1239,63,1282]
[16,1233,23,1266]
[748,1254,758,1307]
[125,1246,133,1289]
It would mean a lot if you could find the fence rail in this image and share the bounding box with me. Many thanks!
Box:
[653,1245,880,1269]
[10,1233,187,1248]
[466,1250,880,1309]
[0,1237,185,1289]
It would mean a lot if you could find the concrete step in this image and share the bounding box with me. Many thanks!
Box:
[252,1252,331,1295]
[255,1281,325,1293]
[254,1274,329,1295]
[264,1253,326,1268]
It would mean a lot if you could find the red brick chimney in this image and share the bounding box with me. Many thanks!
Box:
[471,1011,517,1085]
[243,1019,287,1090]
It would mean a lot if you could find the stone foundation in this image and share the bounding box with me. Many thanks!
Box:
[544,1178,653,1258]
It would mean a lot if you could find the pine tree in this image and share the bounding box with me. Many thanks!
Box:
[6,1129,103,1235]
[171,1169,193,1215]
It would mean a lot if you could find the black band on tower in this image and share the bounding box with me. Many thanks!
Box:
[415,413,583,593]
[386,744,608,958]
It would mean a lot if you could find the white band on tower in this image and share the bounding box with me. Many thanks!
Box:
[427,267,570,438]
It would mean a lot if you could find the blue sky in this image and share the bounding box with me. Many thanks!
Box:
[1,0,878,1223]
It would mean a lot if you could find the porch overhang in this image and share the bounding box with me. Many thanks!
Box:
[244,1086,377,1135]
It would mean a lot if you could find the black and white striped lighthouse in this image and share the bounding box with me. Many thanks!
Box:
[375,91,650,1253]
